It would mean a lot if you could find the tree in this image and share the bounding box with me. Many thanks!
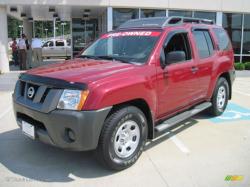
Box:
[8,16,22,38]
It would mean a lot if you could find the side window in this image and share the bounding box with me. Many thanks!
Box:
[43,41,53,47]
[56,41,65,47]
[203,31,214,55]
[193,30,210,59]
[213,28,231,51]
[48,41,54,47]
[164,32,192,63]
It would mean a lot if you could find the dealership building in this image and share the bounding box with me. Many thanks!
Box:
[0,0,250,72]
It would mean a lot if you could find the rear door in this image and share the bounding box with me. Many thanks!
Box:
[190,29,215,99]
[156,29,200,118]
[54,40,66,57]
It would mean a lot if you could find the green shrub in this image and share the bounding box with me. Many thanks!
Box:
[234,63,245,70]
[245,62,250,70]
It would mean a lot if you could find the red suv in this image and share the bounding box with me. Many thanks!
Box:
[13,17,235,170]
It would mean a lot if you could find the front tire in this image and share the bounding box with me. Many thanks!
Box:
[96,106,148,171]
[209,77,229,116]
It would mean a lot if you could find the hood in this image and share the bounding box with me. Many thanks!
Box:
[26,58,135,84]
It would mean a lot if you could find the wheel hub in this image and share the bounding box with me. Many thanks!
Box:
[217,86,226,109]
[114,120,140,158]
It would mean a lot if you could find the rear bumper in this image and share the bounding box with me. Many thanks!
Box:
[13,101,112,151]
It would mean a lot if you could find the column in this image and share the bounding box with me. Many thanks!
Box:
[166,10,169,17]
[53,18,56,39]
[23,19,33,41]
[107,7,113,32]
[0,6,9,73]
[23,19,33,68]
[216,12,223,26]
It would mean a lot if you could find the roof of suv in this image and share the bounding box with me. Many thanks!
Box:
[118,16,214,30]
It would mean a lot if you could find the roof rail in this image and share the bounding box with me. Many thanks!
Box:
[118,16,214,30]
[167,17,214,25]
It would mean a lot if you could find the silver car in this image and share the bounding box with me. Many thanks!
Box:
[42,39,72,59]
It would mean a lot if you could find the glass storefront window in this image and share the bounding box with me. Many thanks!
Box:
[72,18,98,56]
[113,8,139,29]
[141,9,166,18]
[193,11,216,23]
[34,21,53,38]
[168,10,192,17]
[243,14,250,55]
[223,13,242,54]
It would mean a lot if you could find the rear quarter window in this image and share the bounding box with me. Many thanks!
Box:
[193,30,211,59]
[213,28,231,51]
[56,41,65,47]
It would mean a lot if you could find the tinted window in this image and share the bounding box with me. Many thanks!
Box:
[193,11,216,23]
[203,31,214,55]
[193,31,210,58]
[113,9,139,29]
[164,33,192,62]
[222,13,242,54]
[56,41,64,47]
[169,10,192,17]
[213,28,231,51]
[43,41,53,47]
[141,9,166,18]
[243,14,250,55]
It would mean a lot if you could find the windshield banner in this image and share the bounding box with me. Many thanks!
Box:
[101,31,161,38]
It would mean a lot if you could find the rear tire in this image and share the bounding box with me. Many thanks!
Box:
[96,106,148,171]
[209,77,229,116]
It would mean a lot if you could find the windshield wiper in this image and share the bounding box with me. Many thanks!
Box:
[96,56,130,64]
[79,55,100,60]
[79,55,130,64]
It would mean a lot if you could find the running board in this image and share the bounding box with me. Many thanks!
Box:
[155,102,212,132]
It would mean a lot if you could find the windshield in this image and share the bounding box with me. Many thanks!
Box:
[81,31,161,64]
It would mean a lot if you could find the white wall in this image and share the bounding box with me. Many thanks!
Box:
[1,0,250,13]
[0,6,9,73]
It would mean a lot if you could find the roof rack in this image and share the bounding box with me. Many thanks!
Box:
[118,16,214,30]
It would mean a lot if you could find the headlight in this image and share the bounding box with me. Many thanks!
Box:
[57,89,89,110]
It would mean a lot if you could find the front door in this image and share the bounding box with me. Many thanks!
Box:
[156,30,199,118]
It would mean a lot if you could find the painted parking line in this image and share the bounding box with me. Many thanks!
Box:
[233,90,250,97]
[0,106,12,120]
[210,103,250,123]
[170,135,190,155]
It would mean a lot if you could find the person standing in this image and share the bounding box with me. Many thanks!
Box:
[31,35,43,67]
[17,34,27,70]
[11,38,18,66]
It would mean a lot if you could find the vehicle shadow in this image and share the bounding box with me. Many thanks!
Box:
[0,117,199,182]
[144,118,198,151]
[0,129,115,182]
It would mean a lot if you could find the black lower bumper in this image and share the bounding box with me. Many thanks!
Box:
[13,101,112,151]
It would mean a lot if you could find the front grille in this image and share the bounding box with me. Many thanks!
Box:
[13,79,63,113]
[20,81,25,96]
[18,81,50,103]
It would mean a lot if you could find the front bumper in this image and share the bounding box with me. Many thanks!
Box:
[13,101,112,151]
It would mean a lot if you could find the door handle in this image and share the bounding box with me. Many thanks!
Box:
[191,66,199,74]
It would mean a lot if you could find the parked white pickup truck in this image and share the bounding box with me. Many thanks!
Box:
[42,39,72,59]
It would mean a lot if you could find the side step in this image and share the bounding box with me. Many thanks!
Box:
[155,102,212,132]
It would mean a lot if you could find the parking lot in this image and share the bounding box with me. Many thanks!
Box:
[0,71,249,187]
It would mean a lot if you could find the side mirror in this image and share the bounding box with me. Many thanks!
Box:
[166,51,186,64]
